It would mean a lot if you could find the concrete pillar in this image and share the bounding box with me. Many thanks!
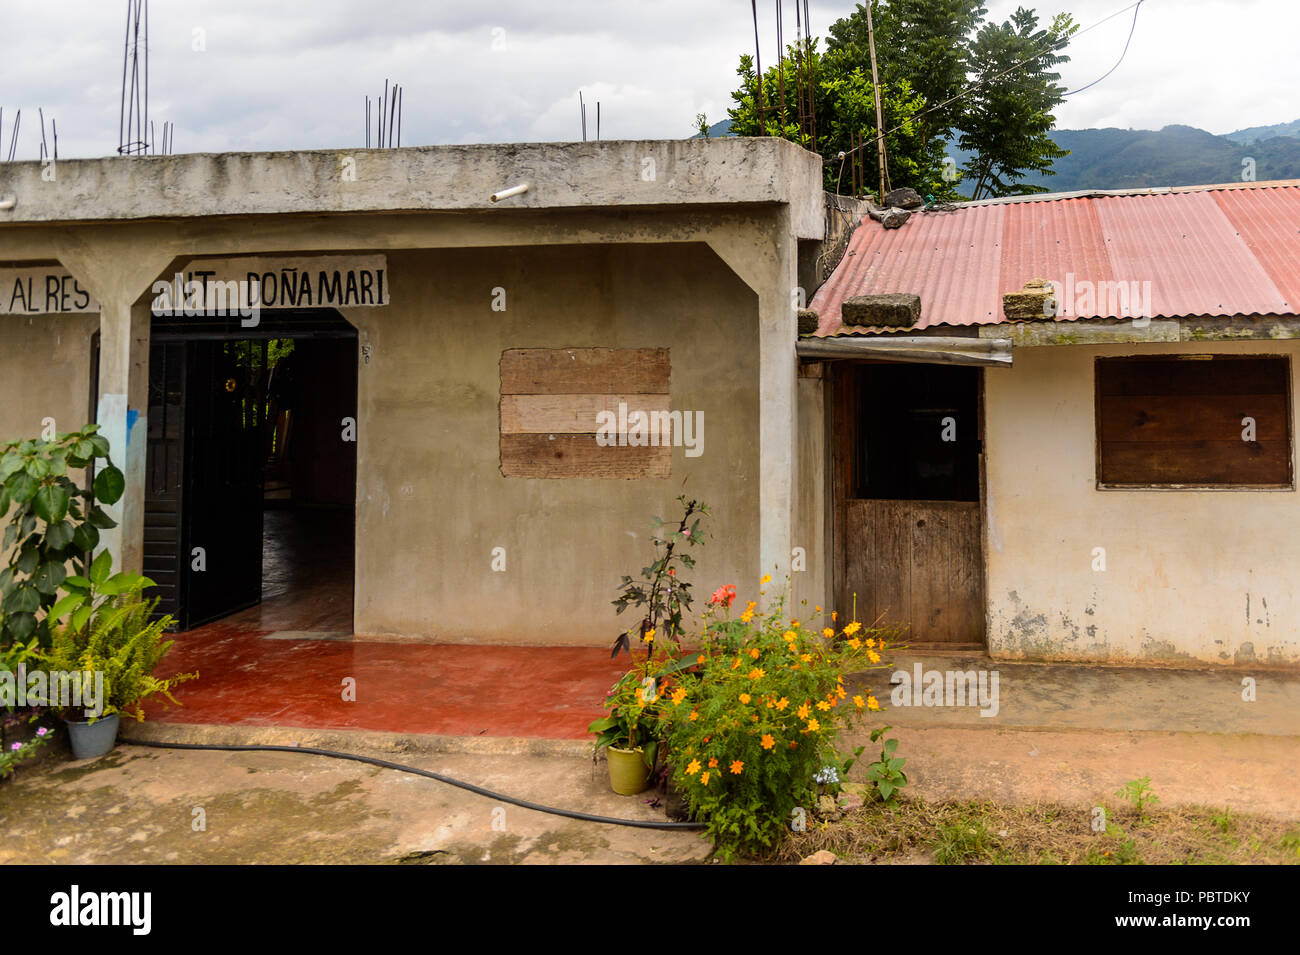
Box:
[710,211,799,597]
[94,299,153,571]
[55,244,175,574]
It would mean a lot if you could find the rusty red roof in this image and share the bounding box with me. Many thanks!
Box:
[810,180,1300,336]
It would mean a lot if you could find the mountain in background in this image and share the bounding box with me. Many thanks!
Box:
[692,117,1300,194]
[964,122,1300,194]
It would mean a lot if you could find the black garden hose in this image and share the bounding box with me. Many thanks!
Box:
[123,738,704,831]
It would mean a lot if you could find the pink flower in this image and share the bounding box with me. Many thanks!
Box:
[10,743,20,752]
[36,727,48,737]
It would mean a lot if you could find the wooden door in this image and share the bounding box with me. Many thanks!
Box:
[833,363,986,647]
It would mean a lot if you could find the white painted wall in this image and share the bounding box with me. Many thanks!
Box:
[984,339,1300,667]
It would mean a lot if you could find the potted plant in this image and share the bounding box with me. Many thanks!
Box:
[588,667,664,795]
[41,554,197,758]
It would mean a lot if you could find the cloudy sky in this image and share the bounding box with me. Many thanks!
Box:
[1,0,1295,159]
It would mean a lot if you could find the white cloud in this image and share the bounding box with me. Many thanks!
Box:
[0,0,1296,160]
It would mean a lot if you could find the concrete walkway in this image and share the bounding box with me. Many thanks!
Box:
[3,650,1297,864]
[0,743,711,865]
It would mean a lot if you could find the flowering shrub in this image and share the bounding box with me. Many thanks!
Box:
[0,724,50,779]
[663,580,893,855]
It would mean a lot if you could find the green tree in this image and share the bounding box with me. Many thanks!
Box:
[726,46,944,197]
[719,1,1076,201]
[958,8,1074,198]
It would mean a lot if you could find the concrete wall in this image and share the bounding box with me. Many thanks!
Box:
[343,242,762,645]
[984,339,1300,667]
[0,313,97,443]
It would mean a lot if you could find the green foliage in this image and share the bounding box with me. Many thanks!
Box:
[864,724,909,803]
[610,496,708,658]
[41,595,197,722]
[662,591,894,856]
[1115,776,1160,824]
[722,0,1076,200]
[0,722,51,778]
[931,814,996,864]
[0,424,125,649]
[956,8,1075,198]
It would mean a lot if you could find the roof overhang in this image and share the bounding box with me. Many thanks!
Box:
[796,335,1012,367]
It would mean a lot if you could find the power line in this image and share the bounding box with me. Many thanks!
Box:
[1063,0,1144,96]
[828,0,1146,165]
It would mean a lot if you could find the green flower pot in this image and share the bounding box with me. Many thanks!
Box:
[607,746,651,795]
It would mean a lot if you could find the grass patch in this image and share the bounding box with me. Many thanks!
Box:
[773,798,1300,865]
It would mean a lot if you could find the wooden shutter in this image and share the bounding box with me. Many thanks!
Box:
[1095,355,1293,488]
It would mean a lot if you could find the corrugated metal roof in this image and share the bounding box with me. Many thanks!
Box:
[809,180,1300,336]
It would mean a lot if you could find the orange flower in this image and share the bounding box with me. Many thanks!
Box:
[847,638,862,650]
[806,718,820,732]
[853,695,866,709]
[729,760,744,775]
[731,657,741,670]
[816,700,831,712]
[689,709,699,721]
[749,668,765,680]
[797,702,811,719]
[686,759,701,776]
[739,693,751,705]
[801,653,812,663]
[749,647,760,659]
[775,697,789,711]
[700,771,711,785]
[708,757,718,768]
[697,654,706,664]
[867,696,880,711]
[844,620,862,636]
[822,627,835,639]
[760,734,776,750]
[671,687,687,705]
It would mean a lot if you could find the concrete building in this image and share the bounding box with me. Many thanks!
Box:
[0,138,827,644]
[2,141,1298,668]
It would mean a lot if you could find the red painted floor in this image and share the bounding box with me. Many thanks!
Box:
[144,506,628,740]
[146,630,628,740]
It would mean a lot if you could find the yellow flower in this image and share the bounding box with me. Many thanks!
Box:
[731,657,741,670]
[801,653,812,663]
[797,702,811,719]
[730,760,744,775]
[847,637,862,650]
[686,759,701,776]
[761,734,775,750]
[865,638,876,649]
[760,574,771,585]
[739,693,751,705]
[700,771,710,785]
[867,650,881,664]
[805,718,820,732]
[689,710,699,721]
[867,696,880,711]
[740,611,754,623]
[837,686,847,700]
[822,627,835,638]
[853,695,865,709]
[844,620,862,636]
[671,687,687,705]
[816,700,831,712]
[749,668,765,680]
[776,697,789,711]
[782,630,798,643]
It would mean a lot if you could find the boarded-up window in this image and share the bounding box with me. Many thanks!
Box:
[500,348,671,478]
[1095,355,1293,488]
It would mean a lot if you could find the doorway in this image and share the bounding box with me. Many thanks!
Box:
[144,310,358,632]
[832,362,986,647]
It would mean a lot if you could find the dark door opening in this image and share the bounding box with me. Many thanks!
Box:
[145,310,358,633]
[833,362,986,647]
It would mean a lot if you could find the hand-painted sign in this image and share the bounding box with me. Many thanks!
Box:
[0,268,99,315]
[161,255,389,313]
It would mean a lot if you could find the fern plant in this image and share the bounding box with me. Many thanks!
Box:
[42,595,197,722]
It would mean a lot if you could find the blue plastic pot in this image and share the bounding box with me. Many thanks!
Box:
[65,714,120,760]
